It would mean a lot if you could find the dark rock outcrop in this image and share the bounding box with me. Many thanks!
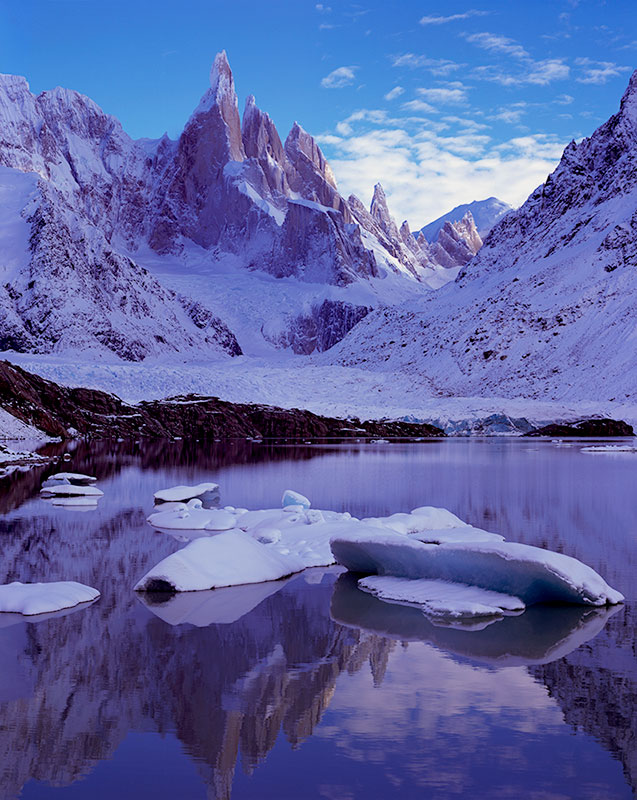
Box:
[0,361,445,440]
[525,418,634,437]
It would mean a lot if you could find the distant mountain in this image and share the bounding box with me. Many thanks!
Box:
[0,53,482,359]
[418,197,513,242]
[326,70,637,405]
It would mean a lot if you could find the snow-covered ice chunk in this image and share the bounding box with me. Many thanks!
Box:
[203,509,237,531]
[282,489,310,509]
[358,576,525,619]
[410,526,505,545]
[153,482,220,506]
[330,529,623,607]
[49,472,97,484]
[40,484,104,497]
[134,531,305,592]
[410,506,470,529]
[0,581,100,616]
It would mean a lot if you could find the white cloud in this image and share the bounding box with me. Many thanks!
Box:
[384,86,405,101]
[419,9,488,25]
[575,58,631,84]
[465,32,530,59]
[491,102,527,124]
[556,94,574,105]
[401,99,438,114]
[473,58,569,86]
[391,53,462,75]
[318,117,565,227]
[416,86,468,104]
[321,66,358,88]
[315,3,332,11]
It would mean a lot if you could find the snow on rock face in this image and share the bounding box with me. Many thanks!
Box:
[328,70,637,403]
[0,55,484,358]
[0,581,99,615]
[417,197,512,242]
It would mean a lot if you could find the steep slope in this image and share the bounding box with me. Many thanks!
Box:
[326,71,637,404]
[418,197,513,242]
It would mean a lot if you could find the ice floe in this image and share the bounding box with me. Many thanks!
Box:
[48,472,97,484]
[330,529,623,609]
[358,576,524,619]
[153,482,220,506]
[0,581,100,616]
[137,489,623,620]
[134,532,306,593]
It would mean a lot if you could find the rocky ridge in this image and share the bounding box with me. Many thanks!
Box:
[326,70,637,404]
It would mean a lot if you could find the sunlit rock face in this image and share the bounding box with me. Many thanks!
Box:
[0,52,482,359]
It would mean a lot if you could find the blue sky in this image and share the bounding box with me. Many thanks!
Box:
[1,0,635,225]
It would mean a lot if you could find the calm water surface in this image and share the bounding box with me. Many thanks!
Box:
[0,438,636,799]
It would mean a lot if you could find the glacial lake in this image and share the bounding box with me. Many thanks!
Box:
[0,437,636,799]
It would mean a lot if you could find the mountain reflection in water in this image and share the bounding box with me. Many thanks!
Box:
[0,439,634,799]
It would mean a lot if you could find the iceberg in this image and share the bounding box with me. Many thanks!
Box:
[282,489,310,509]
[153,482,220,506]
[48,472,97,484]
[134,531,306,593]
[139,490,356,592]
[330,529,623,608]
[358,576,524,619]
[0,581,100,616]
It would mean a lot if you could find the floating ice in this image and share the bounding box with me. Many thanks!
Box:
[330,529,623,608]
[140,501,356,592]
[49,472,97,484]
[139,493,622,612]
[134,532,305,592]
[282,489,310,509]
[153,482,220,506]
[358,576,525,619]
[0,581,100,616]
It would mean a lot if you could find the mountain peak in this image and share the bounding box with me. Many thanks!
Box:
[619,69,637,126]
[209,50,233,95]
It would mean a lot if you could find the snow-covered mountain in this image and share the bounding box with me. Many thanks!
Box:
[326,70,637,405]
[0,53,481,359]
[418,197,513,242]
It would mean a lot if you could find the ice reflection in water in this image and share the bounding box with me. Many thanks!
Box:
[0,438,634,799]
